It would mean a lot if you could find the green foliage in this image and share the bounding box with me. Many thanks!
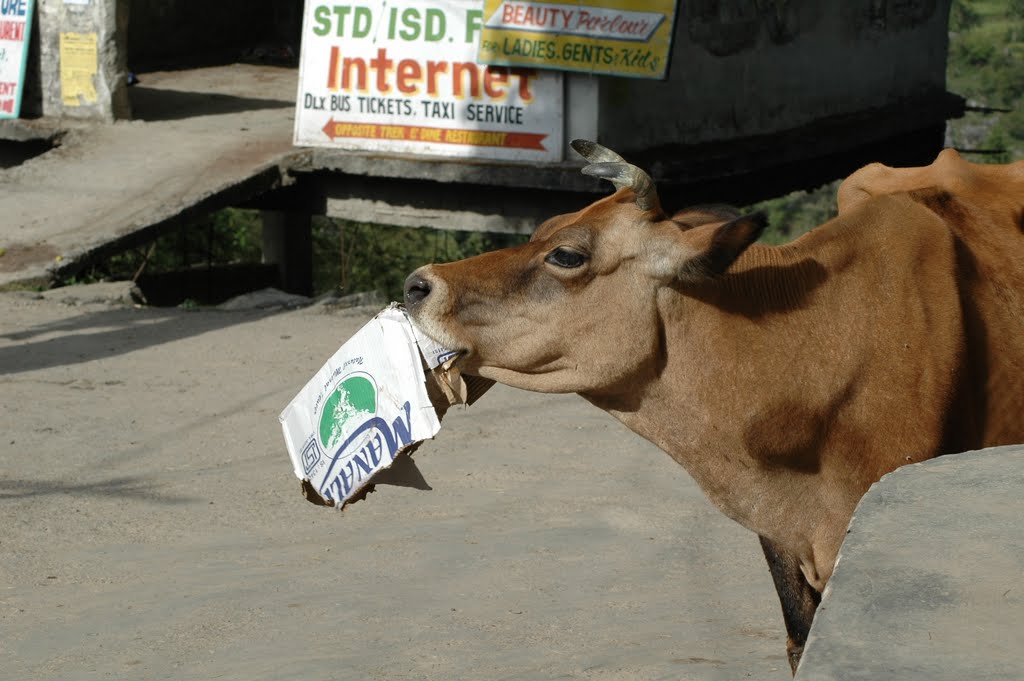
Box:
[60,208,526,303]
[981,129,1013,163]
[950,30,997,67]
[999,106,1024,140]
[947,0,1024,161]
[978,58,1024,106]
[312,218,527,300]
[207,208,263,262]
[950,0,982,31]
[746,181,840,245]
[67,208,263,285]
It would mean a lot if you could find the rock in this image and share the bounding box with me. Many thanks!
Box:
[797,445,1024,681]
[40,281,146,305]
[217,287,311,311]
[316,290,387,310]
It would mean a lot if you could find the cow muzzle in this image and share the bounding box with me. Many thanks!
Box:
[402,266,463,353]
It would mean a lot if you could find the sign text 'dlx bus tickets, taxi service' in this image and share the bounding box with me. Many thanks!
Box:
[294,0,564,161]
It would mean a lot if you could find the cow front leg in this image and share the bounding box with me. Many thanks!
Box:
[758,535,821,674]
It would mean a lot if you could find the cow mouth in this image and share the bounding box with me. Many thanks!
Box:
[404,309,470,362]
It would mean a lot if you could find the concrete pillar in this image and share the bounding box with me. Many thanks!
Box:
[36,0,130,121]
[261,210,313,297]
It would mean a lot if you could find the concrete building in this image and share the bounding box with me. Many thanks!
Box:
[0,0,963,291]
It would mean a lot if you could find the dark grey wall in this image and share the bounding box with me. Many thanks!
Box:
[127,0,302,70]
[599,0,952,151]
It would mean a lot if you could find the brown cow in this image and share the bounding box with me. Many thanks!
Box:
[403,141,1024,673]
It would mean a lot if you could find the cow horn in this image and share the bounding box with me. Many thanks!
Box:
[570,139,659,212]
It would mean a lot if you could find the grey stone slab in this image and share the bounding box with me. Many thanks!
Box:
[38,280,145,305]
[0,64,301,288]
[797,445,1024,681]
[216,287,310,311]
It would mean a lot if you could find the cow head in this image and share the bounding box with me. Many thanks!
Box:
[404,140,767,396]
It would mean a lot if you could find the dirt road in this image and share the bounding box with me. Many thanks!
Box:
[1,288,789,680]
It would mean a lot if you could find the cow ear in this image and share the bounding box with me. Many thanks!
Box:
[671,204,742,230]
[678,212,768,280]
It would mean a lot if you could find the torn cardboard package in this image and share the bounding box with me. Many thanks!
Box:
[279,304,493,510]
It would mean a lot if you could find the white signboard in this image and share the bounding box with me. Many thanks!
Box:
[294,0,564,162]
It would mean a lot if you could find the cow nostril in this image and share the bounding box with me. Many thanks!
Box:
[404,273,432,307]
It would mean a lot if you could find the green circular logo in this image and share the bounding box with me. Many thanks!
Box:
[319,374,377,453]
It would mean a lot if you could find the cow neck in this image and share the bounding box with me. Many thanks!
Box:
[580,240,841,569]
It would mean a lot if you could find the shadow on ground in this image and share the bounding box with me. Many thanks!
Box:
[0,305,278,375]
[129,87,294,122]
[0,475,199,505]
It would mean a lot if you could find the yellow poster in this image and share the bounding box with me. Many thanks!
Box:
[59,31,98,106]
[478,0,678,79]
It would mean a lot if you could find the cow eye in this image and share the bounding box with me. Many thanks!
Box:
[545,247,588,269]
